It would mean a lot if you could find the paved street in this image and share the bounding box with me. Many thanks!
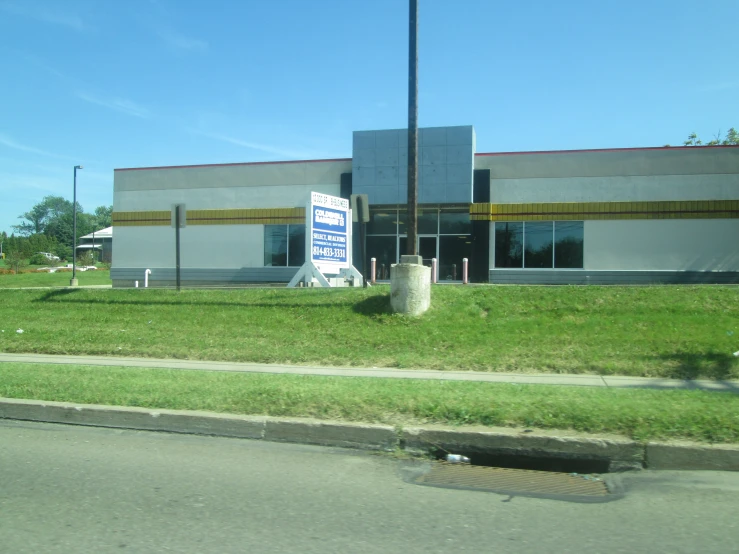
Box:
[2,420,738,554]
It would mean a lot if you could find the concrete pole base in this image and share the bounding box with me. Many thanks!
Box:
[390,263,431,316]
[69,279,79,287]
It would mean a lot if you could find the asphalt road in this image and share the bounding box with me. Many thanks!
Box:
[2,420,738,554]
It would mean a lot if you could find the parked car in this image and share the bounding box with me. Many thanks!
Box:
[37,252,60,261]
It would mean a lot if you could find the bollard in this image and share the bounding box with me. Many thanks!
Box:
[144,268,151,288]
[462,258,469,284]
[135,281,139,288]
[370,257,376,284]
[431,258,437,284]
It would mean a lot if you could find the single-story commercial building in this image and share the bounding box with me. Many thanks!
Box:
[111,125,739,287]
[76,226,113,263]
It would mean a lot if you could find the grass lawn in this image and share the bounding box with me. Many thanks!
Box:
[0,269,111,288]
[1,363,737,443]
[0,285,737,379]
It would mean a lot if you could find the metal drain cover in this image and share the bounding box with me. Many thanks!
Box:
[415,462,612,502]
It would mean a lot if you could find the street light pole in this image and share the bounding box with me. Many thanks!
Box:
[71,165,83,286]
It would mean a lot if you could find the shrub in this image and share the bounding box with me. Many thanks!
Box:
[29,253,50,265]
[77,251,94,267]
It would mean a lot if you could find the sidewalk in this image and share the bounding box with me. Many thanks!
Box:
[1,352,737,392]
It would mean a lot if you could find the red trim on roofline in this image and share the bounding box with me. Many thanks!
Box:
[115,158,353,172]
[475,145,739,157]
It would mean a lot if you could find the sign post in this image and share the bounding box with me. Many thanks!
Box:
[288,192,364,288]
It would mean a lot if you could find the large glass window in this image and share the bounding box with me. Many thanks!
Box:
[439,236,473,281]
[288,225,305,267]
[366,236,397,280]
[494,221,584,269]
[494,222,523,268]
[264,225,305,267]
[524,222,554,268]
[440,211,472,234]
[367,212,398,235]
[366,208,474,280]
[554,221,584,268]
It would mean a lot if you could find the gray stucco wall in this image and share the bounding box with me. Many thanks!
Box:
[474,146,739,203]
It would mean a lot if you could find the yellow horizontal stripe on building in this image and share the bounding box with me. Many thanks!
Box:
[112,211,171,227]
[469,201,739,221]
[112,208,306,227]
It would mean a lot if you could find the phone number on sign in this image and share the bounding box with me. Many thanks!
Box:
[312,246,345,258]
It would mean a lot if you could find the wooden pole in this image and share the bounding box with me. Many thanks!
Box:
[407,0,418,256]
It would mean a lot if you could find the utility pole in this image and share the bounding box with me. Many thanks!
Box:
[71,165,83,286]
[407,0,418,255]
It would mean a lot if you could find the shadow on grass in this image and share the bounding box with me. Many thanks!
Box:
[32,288,388,313]
[656,351,738,380]
[352,294,391,317]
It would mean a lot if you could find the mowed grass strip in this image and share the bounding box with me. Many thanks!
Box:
[0,285,738,379]
[0,270,111,288]
[1,363,737,443]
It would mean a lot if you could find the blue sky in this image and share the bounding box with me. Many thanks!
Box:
[1,0,737,235]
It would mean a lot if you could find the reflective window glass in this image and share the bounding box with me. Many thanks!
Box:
[417,209,439,234]
[524,222,553,268]
[367,211,397,235]
[367,236,397,280]
[264,225,287,266]
[439,235,473,281]
[554,221,584,268]
[494,222,523,268]
[440,211,472,234]
[288,225,305,267]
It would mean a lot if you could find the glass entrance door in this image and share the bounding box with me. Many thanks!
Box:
[418,236,437,267]
[398,236,437,268]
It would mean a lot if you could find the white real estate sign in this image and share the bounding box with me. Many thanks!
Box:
[310,192,350,274]
[287,192,364,287]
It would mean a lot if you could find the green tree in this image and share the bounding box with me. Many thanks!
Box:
[5,241,31,273]
[684,128,739,146]
[93,205,113,228]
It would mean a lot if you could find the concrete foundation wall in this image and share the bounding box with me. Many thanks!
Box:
[489,270,739,285]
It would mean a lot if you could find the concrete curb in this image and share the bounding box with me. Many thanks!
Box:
[1,397,737,471]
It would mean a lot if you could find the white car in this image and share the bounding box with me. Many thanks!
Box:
[38,252,60,261]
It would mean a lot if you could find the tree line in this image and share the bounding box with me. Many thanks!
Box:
[1,196,112,267]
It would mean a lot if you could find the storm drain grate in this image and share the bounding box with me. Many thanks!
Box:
[415,462,610,500]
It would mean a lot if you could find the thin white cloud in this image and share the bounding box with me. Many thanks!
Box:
[75,92,151,119]
[191,130,320,160]
[157,28,208,52]
[0,133,77,161]
[0,1,87,31]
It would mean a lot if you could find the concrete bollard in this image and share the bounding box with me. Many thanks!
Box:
[370,257,376,284]
[431,258,437,284]
[462,258,469,284]
[390,257,431,316]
